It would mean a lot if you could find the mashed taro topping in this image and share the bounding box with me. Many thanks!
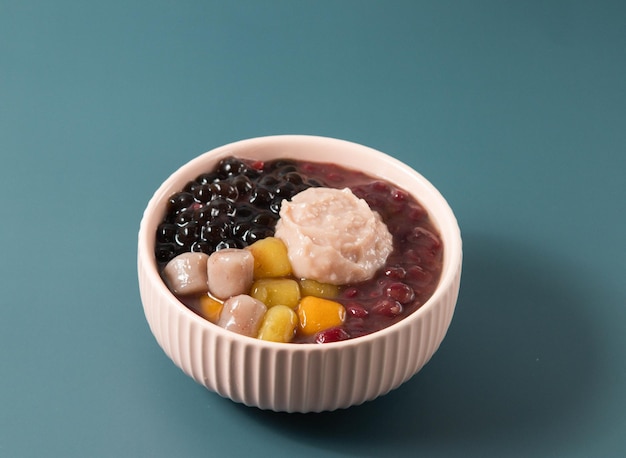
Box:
[275,187,393,285]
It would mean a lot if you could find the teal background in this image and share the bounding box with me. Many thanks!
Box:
[1,1,625,456]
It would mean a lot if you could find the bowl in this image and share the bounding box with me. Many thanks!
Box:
[137,135,462,413]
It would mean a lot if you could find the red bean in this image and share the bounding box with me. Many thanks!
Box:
[385,282,415,304]
[315,327,350,343]
[384,266,406,280]
[346,303,369,318]
[372,298,403,317]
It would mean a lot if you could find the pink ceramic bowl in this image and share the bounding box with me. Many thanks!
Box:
[137,135,462,413]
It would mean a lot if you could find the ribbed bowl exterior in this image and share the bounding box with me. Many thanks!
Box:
[138,135,462,413]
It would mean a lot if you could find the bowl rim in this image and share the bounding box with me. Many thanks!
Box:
[138,134,462,350]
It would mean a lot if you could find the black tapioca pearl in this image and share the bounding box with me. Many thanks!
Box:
[201,222,227,243]
[156,223,177,243]
[167,192,194,214]
[192,205,213,225]
[252,211,277,226]
[155,242,178,263]
[230,175,254,196]
[234,204,256,220]
[209,181,238,201]
[242,227,274,244]
[274,180,297,198]
[259,175,280,188]
[191,240,212,254]
[232,221,252,238]
[282,171,304,185]
[193,184,214,203]
[269,197,283,215]
[174,209,195,226]
[175,222,199,247]
[206,198,235,218]
[216,157,248,179]
[196,172,219,185]
[183,180,202,194]
[249,186,273,207]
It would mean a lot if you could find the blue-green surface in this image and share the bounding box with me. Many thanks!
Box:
[1,1,625,456]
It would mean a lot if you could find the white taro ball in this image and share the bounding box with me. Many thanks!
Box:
[206,248,255,300]
[217,295,267,337]
[162,252,210,295]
